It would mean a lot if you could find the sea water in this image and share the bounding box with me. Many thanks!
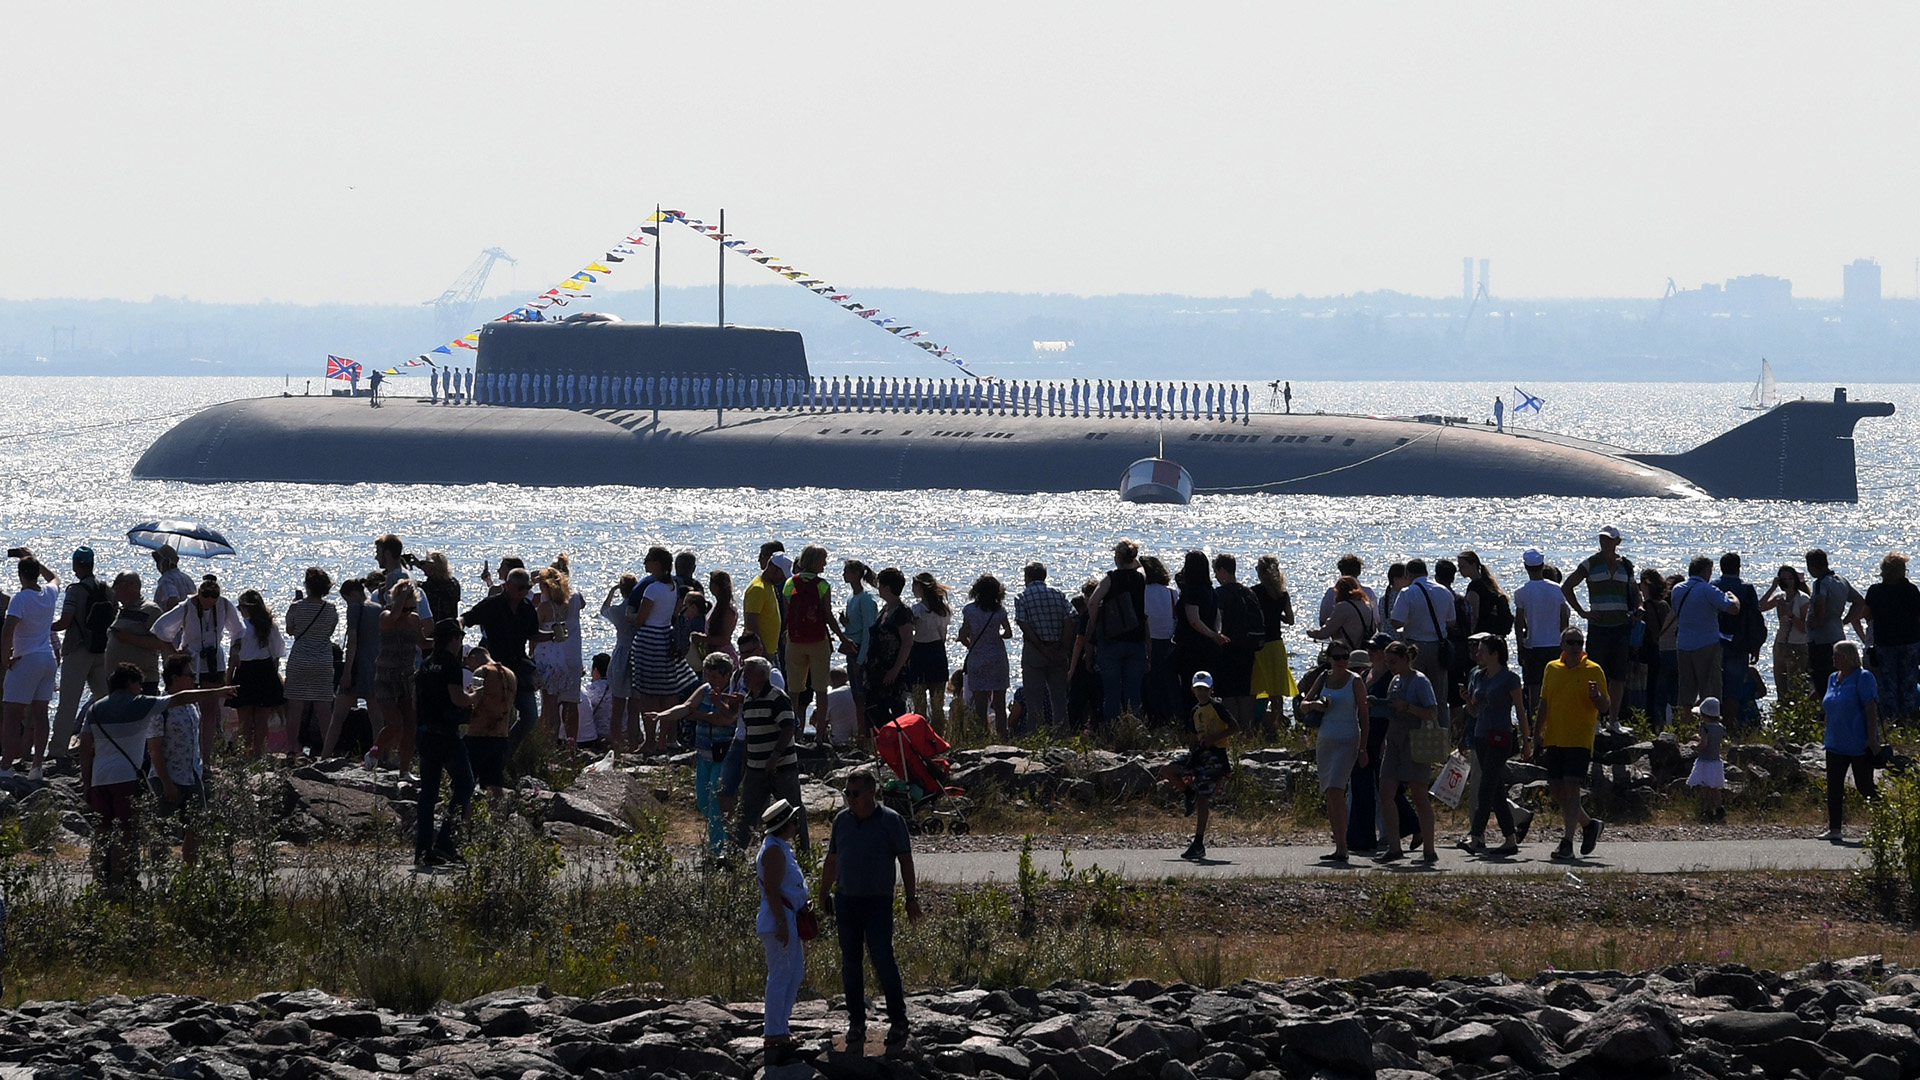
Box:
[2,376,1915,676]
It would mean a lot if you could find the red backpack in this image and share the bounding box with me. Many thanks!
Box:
[786,574,829,644]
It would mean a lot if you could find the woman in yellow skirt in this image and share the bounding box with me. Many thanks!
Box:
[1251,555,1300,732]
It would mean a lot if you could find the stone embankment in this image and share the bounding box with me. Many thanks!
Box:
[0,728,1857,849]
[5,958,1918,1080]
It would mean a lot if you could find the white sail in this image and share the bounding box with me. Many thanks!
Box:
[1742,359,1778,411]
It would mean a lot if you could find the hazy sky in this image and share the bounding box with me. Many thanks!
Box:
[7,3,1918,304]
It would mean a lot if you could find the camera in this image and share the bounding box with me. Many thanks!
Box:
[199,645,219,672]
[293,589,305,601]
[5,548,26,560]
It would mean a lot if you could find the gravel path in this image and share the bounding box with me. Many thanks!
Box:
[912,835,1866,882]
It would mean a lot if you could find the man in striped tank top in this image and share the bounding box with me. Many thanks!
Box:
[732,657,809,853]
[1561,526,1639,732]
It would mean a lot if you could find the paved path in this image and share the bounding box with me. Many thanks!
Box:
[912,837,1866,883]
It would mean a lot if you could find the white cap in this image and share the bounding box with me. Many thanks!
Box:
[1523,548,1545,567]
[1598,526,1622,541]
[1191,671,1214,689]
[1699,697,1721,718]
[768,552,793,574]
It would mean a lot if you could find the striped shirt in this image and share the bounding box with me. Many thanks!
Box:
[741,686,797,771]
[1578,552,1637,629]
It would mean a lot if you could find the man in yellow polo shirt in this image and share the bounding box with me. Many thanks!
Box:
[1532,627,1610,861]
[743,548,788,666]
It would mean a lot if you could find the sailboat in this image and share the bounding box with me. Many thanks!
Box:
[1740,358,1779,412]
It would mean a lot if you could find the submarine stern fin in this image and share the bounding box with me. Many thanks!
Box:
[1629,391,1894,502]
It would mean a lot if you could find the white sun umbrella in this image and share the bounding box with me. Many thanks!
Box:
[125,520,237,559]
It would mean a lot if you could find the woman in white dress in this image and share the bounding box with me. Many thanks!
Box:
[532,564,580,747]
[282,567,339,759]
[599,572,639,752]
[957,575,1014,738]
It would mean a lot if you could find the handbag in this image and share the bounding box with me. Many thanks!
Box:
[1408,717,1450,766]
[784,899,819,941]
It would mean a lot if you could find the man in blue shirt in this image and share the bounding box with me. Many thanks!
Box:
[819,768,921,1050]
[1667,556,1739,724]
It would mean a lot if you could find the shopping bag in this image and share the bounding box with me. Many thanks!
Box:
[1408,719,1451,766]
[1429,752,1471,809]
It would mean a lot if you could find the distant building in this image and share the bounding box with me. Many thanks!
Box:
[1722,274,1793,315]
[1666,274,1793,317]
[1844,259,1881,310]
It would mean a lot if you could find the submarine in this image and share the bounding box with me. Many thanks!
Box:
[134,320,1893,501]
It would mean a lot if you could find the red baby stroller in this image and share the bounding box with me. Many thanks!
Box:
[871,713,971,835]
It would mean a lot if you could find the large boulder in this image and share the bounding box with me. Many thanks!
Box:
[1265,1017,1373,1076]
[545,791,629,835]
[951,757,1019,792]
[1692,969,1770,1009]
[1567,995,1682,1070]
[284,777,400,840]
[1685,1010,1811,1046]
[1821,1018,1920,1069]
[1729,743,1807,784]
[1091,760,1158,798]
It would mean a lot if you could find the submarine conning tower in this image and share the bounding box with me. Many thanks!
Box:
[477,320,809,384]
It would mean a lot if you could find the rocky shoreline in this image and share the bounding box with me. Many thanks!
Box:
[0,726,1855,855]
[5,957,1917,1080]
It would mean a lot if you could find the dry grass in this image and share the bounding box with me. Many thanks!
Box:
[1211,921,1910,984]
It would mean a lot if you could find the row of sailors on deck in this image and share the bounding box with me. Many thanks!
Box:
[472,370,1257,421]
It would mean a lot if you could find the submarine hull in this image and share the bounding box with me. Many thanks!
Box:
[131,324,1892,500]
[135,395,1716,498]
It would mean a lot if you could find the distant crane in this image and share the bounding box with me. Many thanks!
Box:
[424,247,516,340]
[1657,277,1679,320]
[1458,278,1490,343]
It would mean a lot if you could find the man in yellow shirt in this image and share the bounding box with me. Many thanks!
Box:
[743,548,788,666]
[1532,628,1610,861]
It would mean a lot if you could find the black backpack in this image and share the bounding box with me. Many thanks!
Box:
[1482,590,1516,637]
[1096,572,1142,641]
[1096,590,1140,641]
[1218,583,1265,650]
[81,579,117,654]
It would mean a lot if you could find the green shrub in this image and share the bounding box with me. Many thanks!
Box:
[1866,769,1920,919]
[1765,694,1826,745]
[453,801,563,947]
[1371,880,1416,931]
